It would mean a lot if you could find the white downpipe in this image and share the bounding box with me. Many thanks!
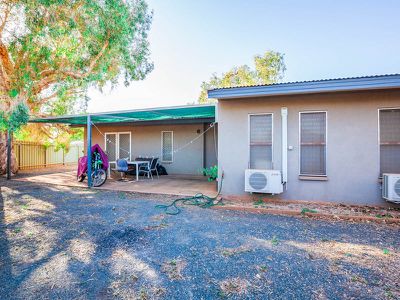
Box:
[281,107,288,185]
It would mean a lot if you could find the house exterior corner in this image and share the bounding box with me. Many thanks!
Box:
[216,89,400,206]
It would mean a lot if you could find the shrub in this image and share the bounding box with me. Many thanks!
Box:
[202,165,218,181]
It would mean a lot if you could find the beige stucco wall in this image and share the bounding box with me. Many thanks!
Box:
[217,89,400,206]
[84,122,216,175]
[204,123,218,168]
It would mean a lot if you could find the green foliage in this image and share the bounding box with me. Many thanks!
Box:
[199,51,286,103]
[301,208,317,215]
[202,165,218,181]
[0,103,30,132]
[271,236,279,246]
[1,0,153,131]
[253,198,264,207]
[70,128,84,141]
[258,265,268,273]
[375,213,393,219]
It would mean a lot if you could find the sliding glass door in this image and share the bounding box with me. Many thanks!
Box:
[104,132,131,167]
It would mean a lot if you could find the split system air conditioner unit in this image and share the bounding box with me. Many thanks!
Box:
[382,173,400,204]
[245,169,283,194]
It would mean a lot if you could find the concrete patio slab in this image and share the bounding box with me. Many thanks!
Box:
[13,167,217,197]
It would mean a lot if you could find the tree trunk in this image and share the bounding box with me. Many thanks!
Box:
[0,131,18,175]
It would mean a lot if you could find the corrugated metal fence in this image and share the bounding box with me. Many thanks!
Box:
[15,141,84,170]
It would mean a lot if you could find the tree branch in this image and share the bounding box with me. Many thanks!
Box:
[0,41,13,76]
[0,2,11,38]
[36,38,109,93]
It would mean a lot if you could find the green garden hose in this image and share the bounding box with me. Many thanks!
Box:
[155,175,224,215]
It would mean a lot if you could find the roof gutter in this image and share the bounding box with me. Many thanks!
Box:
[207,74,400,99]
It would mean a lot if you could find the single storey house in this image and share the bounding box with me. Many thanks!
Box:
[209,74,400,206]
[30,74,400,206]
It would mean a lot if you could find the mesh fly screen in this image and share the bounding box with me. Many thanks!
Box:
[118,133,131,160]
[380,109,400,174]
[105,134,117,162]
[162,131,173,162]
[300,112,326,175]
[249,114,272,169]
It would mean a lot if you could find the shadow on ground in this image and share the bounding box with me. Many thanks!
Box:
[0,179,399,299]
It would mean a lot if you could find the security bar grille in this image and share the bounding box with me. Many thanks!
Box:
[162,131,173,162]
[249,114,273,169]
[380,109,400,174]
[300,112,327,176]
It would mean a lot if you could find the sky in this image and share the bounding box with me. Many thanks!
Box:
[87,0,400,112]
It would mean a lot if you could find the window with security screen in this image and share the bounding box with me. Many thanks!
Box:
[118,133,131,160]
[249,114,273,169]
[161,131,173,162]
[379,109,400,175]
[300,112,327,176]
[105,133,117,162]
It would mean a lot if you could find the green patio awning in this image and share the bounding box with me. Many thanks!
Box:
[29,104,216,125]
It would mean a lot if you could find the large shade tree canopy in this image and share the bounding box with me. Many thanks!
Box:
[0,0,153,174]
[198,51,286,103]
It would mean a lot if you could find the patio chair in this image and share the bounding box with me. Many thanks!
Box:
[114,159,136,181]
[138,157,159,179]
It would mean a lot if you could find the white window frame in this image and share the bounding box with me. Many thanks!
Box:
[248,113,274,169]
[298,111,328,177]
[161,131,174,163]
[104,132,132,163]
[378,107,400,176]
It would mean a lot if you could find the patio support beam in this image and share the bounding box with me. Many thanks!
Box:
[6,129,11,180]
[203,123,207,169]
[87,115,92,187]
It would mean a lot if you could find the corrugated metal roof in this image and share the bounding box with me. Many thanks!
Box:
[29,104,216,125]
[207,74,400,99]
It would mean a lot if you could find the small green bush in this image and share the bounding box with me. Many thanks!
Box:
[202,165,218,181]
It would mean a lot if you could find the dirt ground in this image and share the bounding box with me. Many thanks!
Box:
[0,179,399,299]
[222,196,400,224]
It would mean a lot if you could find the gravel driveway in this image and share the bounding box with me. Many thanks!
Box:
[0,180,399,299]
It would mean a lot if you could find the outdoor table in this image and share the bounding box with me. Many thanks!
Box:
[127,160,150,181]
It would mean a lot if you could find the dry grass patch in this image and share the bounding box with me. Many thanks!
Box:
[144,223,169,230]
[20,252,75,293]
[161,259,186,280]
[219,277,250,297]
[286,240,396,264]
[68,238,96,264]
[287,240,400,299]
[111,249,158,280]
[109,281,165,300]
[150,214,166,221]
[220,245,251,257]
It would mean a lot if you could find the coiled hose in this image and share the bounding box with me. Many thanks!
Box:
[155,175,224,215]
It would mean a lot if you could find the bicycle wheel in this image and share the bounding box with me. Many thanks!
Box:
[91,169,107,187]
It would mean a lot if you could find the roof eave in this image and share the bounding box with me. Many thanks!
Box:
[207,75,400,99]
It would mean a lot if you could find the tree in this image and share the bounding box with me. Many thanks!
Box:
[0,0,153,174]
[198,51,286,103]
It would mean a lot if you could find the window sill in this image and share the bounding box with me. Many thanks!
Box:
[161,161,173,164]
[299,175,328,181]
